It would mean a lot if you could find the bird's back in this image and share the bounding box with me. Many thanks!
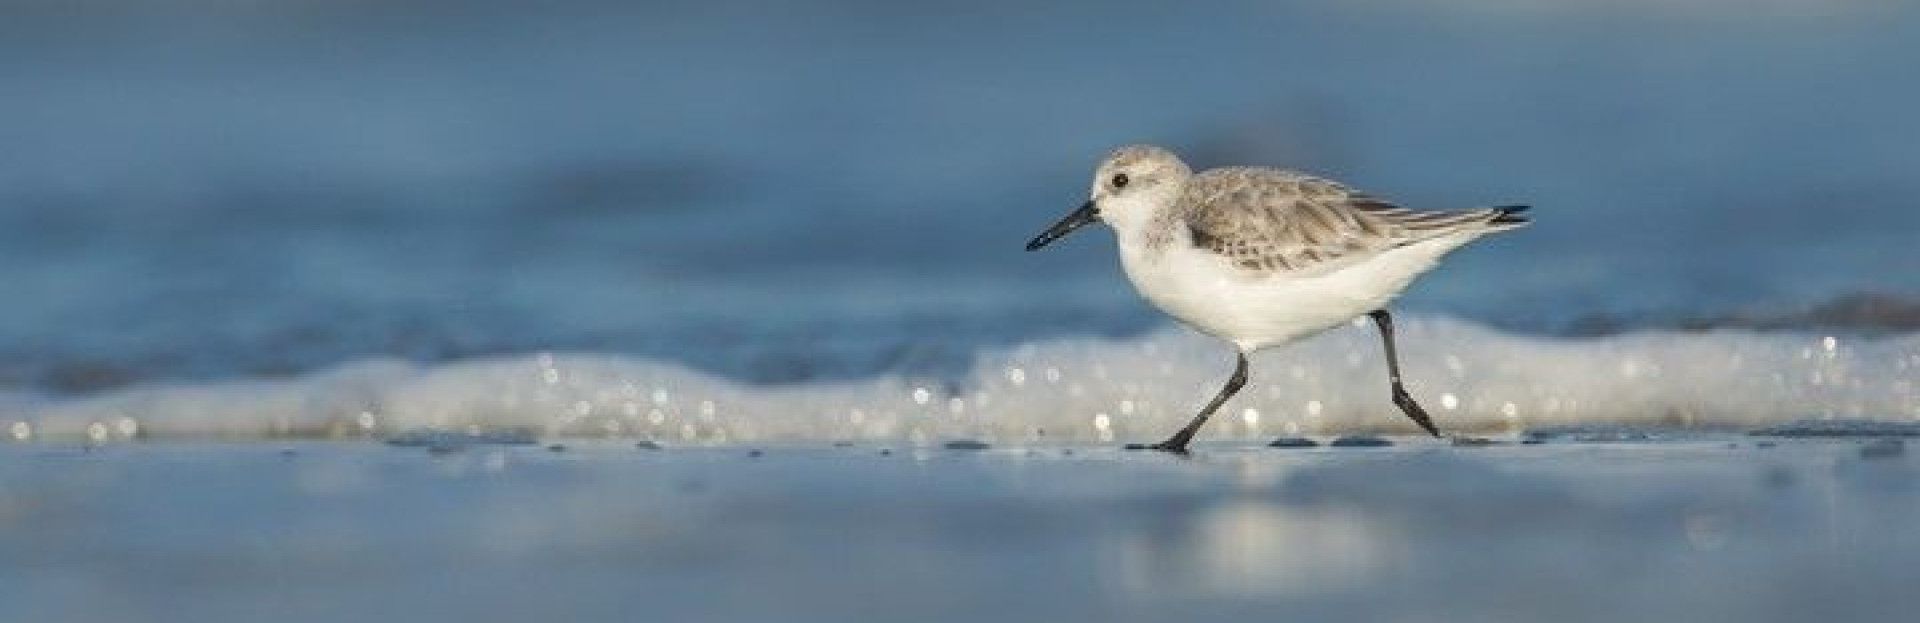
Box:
[1166,167,1526,279]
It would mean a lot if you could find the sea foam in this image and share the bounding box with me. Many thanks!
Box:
[3,317,1916,444]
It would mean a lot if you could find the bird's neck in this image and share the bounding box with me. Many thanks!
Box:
[1100,195,1168,237]
[1102,195,1178,254]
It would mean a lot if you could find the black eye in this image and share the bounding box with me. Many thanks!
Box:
[1111,173,1130,188]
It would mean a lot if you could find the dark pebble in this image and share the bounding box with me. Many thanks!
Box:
[1751,419,1920,438]
[1860,438,1905,460]
[1450,436,1499,447]
[546,444,567,452]
[747,449,764,458]
[878,449,893,456]
[1267,437,1319,448]
[1756,441,1777,448]
[943,440,991,450]
[1329,436,1393,448]
[634,440,662,450]
[1523,427,1652,444]
[831,441,854,448]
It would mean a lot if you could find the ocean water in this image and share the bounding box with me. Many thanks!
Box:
[1,0,1918,437]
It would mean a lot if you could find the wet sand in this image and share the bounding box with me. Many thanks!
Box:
[2,436,1917,622]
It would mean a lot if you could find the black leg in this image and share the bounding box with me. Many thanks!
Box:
[1369,309,1441,437]
[1127,353,1249,454]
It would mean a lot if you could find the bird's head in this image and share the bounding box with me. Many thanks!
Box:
[1027,144,1192,251]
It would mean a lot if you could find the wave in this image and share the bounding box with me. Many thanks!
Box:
[3,316,1916,444]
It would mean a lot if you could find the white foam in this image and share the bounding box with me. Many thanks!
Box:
[3,317,1917,443]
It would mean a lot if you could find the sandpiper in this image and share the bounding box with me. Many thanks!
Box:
[1026,145,1528,452]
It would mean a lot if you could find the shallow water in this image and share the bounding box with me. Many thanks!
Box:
[3,437,1917,622]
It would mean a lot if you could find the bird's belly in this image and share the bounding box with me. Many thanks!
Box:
[1147,272,1378,350]
[1123,237,1464,351]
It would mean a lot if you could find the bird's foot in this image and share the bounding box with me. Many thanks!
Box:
[1123,440,1191,455]
[1391,388,1442,438]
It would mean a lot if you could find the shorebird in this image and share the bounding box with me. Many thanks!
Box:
[1025,145,1528,452]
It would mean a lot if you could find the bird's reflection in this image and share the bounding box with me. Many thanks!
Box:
[1111,498,1398,598]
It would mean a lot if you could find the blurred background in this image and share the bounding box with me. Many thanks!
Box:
[2,0,1916,395]
[6,6,1920,621]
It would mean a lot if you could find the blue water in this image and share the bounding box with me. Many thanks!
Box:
[2,1,1917,402]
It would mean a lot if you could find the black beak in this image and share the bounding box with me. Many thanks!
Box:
[1025,200,1099,251]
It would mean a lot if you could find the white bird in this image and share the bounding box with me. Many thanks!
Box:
[1025,145,1528,452]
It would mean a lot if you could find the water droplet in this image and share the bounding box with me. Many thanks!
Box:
[86,422,108,443]
[912,387,931,405]
[1306,400,1323,417]
[1092,413,1111,431]
[1241,408,1260,426]
[9,421,30,441]
[1441,393,1460,410]
[1007,367,1027,386]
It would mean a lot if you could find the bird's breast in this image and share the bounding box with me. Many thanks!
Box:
[1117,238,1451,350]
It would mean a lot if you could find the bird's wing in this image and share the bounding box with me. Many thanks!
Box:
[1180,168,1517,277]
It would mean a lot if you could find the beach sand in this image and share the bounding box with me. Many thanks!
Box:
[3,436,1916,622]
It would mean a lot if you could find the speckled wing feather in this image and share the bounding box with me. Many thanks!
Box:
[1179,167,1524,277]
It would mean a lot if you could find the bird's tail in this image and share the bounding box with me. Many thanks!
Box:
[1402,204,1531,235]
[1476,204,1531,232]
